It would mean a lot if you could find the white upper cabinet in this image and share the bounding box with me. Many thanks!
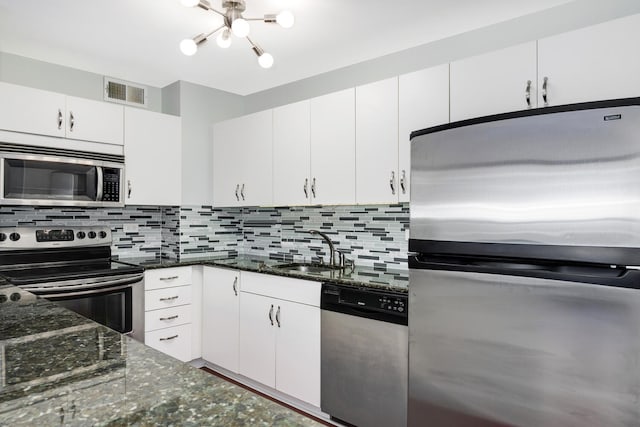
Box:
[355,77,399,205]
[212,110,273,207]
[398,64,450,203]
[241,110,273,207]
[0,82,124,146]
[538,13,640,107]
[450,41,537,122]
[124,107,181,205]
[65,96,124,145]
[0,82,66,138]
[310,88,356,205]
[273,100,311,206]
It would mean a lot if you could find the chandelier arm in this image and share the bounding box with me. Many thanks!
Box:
[201,24,227,41]
[196,0,225,17]
[245,36,264,56]
[244,17,270,21]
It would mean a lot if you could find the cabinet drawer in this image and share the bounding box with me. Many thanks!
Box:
[240,271,320,306]
[145,304,192,332]
[145,324,192,362]
[145,286,192,311]
[145,267,192,291]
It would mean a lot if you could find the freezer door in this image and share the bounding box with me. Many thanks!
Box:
[410,99,640,252]
[408,267,640,427]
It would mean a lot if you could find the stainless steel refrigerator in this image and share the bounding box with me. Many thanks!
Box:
[408,98,640,427]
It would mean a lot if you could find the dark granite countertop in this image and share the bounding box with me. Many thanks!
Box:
[0,283,321,426]
[117,254,409,293]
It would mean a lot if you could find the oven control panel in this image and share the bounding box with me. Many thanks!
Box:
[0,226,113,250]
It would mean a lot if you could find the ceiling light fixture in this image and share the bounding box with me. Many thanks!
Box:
[180,0,294,69]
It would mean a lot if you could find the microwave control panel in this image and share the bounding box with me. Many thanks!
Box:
[102,168,121,202]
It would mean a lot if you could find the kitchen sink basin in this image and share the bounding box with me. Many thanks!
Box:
[272,262,340,274]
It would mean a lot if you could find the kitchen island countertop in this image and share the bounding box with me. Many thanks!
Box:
[0,283,321,426]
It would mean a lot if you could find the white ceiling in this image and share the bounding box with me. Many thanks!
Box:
[0,0,574,95]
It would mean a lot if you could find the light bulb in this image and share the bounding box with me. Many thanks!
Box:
[276,10,294,28]
[180,0,199,7]
[216,29,231,48]
[231,18,250,37]
[180,38,198,56]
[258,52,274,69]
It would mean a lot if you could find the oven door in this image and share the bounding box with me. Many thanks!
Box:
[0,151,123,207]
[22,274,145,342]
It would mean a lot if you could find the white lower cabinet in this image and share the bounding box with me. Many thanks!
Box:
[202,267,240,373]
[238,272,321,407]
[144,267,193,362]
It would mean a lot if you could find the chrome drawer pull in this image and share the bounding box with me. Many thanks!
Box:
[159,276,179,281]
[159,315,179,321]
[159,334,179,341]
[159,296,179,301]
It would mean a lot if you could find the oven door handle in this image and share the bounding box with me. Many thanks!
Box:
[20,273,144,294]
[42,283,137,298]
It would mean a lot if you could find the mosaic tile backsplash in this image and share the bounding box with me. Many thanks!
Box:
[1,203,409,269]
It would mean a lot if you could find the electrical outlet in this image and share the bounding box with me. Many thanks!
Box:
[123,223,139,233]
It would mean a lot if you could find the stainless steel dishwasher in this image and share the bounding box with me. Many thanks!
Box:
[321,282,408,427]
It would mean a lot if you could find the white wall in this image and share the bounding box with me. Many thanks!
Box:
[0,51,163,112]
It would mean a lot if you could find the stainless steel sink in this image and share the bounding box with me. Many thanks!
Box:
[272,262,340,274]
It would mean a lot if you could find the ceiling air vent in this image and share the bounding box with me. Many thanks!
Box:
[104,77,148,108]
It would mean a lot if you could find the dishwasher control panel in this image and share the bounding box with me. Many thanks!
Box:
[321,283,408,324]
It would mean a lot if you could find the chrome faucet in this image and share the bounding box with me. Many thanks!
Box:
[308,229,336,267]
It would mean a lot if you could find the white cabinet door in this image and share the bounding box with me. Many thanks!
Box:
[238,292,276,388]
[538,14,640,107]
[65,96,124,145]
[450,41,537,122]
[0,82,66,138]
[398,64,450,203]
[310,88,356,205]
[124,108,181,205]
[241,110,273,207]
[212,117,243,207]
[275,299,321,407]
[273,100,311,206]
[356,78,399,204]
[202,267,240,373]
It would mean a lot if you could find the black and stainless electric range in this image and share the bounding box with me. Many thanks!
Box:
[0,226,144,342]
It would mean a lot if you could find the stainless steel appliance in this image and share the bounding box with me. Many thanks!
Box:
[408,97,640,426]
[0,143,124,207]
[321,282,408,427]
[0,226,144,342]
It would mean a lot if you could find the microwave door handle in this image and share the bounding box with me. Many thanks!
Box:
[96,167,104,202]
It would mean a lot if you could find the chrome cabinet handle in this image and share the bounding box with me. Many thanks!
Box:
[542,76,549,106]
[303,178,309,198]
[159,315,179,321]
[127,180,132,198]
[159,295,179,301]
[390,171,396,195]
[159,334,179,341]
[235,184,240,201]
[57,109,63,130]
[268,304,274,325]
[240,183,245,201]
[400,170,406,194]
[232,277,238,296]
[525,80,532,108]
[159,276,178,281]
[311,178,316,198]
[275,305,281,327]
[69,111,75,131]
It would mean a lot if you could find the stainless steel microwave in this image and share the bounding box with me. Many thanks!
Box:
[0,144,124,207]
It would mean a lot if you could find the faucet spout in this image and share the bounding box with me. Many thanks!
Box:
[308,229,336,267]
